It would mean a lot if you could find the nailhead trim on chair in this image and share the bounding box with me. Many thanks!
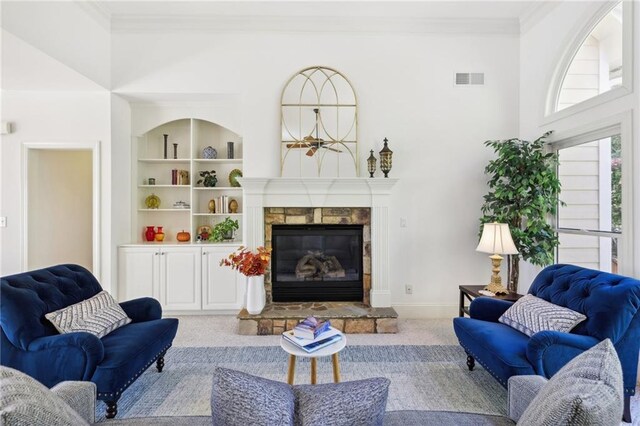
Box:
[458,340,507,387]
[97,344,171,398]
[460,340,637,396]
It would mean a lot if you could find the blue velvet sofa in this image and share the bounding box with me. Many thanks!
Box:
[453,264,640,423]
[0,264,179,419]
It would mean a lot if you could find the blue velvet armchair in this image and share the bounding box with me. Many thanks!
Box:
[0,264,179,419]
[453,264,640,423]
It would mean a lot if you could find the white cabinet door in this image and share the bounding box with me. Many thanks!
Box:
[202,247,242,310]
[118,247,159,301]
[160,246,202,310]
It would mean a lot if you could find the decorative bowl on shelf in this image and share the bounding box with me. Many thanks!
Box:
[229,169,243,187]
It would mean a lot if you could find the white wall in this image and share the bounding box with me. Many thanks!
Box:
[1,1,111,89]
[27,149,93,271]
[112,30,520,315]
[0,30,112,288]
[519,1,640,289]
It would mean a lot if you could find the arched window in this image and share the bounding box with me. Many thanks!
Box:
[554,2,624,112]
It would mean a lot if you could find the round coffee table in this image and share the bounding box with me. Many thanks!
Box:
[280,334,347,385]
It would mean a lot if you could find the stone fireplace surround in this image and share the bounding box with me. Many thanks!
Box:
[236,178,398,335]
[265,207,372,305]
[239,177,398,308]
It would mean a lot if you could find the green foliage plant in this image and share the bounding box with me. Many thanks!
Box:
[480,131,562,292]
[197,170,217,187]
[210,217,239,242]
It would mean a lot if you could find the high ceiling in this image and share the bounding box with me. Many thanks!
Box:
[93,1,549,21]
[85,0,557,34]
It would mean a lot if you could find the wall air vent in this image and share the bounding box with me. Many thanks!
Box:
[455,73,485,86]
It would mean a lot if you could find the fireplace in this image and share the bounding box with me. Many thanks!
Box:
[272,224,363,302]
[240,178,397,307]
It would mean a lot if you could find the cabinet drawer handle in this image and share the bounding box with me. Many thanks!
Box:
[203,252,208,255]
[161,252,165,256]
[154,252,159,256]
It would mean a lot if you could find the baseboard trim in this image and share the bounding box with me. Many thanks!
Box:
[163,309,241,316]
[392,304,458,319]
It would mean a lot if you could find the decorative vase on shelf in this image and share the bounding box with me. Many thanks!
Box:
[246,275,266,315]
[155,226,165,242]
[145,226,156,242]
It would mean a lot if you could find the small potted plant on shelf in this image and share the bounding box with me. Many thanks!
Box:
[210,217,239,242]
[220,246,272,314]
[197,170,217,187]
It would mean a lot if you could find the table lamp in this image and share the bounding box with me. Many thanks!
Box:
[476,222,518,294]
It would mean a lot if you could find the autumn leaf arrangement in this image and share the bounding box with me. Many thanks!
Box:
[220,246,272,276]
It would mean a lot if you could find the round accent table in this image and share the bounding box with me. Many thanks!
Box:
[280,334,347,385]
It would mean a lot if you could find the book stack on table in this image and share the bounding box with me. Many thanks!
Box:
[282,317,343,353]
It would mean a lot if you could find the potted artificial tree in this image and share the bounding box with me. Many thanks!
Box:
[479,131,562,292]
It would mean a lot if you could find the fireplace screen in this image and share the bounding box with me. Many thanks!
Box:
[271,224,363,302]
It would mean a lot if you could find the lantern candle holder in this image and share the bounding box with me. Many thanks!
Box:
[379,137,393,178]
[367,150,377,178]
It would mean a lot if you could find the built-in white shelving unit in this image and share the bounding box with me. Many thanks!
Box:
[134,118,243,244]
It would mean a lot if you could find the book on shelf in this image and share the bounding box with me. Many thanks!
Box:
[217,195,229,214]
[293,316,331,340]
[282,327,342,353]
[171,169,189,185]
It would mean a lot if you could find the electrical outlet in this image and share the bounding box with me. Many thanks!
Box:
[0,217,6,228]
[405,284,413,294]
[400,217,407,228]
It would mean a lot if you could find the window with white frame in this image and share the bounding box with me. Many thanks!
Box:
[551,1,629,114]
[555,131,622,272]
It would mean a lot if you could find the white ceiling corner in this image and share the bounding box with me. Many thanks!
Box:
[85,1,550,35]
[74,0,112,31]
[519,1,561,34]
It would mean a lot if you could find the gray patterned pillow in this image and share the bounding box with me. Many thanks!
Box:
[211,368,295,426]
[0,366,89,426]
[211,368,390,426]
[45,290,131,339]
[517,339,623,425]
[294,378,390,426]
[498,294,586,337]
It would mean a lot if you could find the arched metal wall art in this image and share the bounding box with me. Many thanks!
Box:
[281,66,358,177]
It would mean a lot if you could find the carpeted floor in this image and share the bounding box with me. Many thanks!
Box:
[95,316,640,424]
[96,344,506,421]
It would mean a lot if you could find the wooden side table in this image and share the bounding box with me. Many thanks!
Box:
[459,285,524,317]
[280,335,347,385]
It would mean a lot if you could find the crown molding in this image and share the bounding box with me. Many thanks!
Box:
[109,15,520,35]
[74,0,111,31]
[519,1,560,34]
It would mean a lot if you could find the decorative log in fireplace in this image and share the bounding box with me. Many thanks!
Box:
[296,251,346,279]
[272,224,363,302]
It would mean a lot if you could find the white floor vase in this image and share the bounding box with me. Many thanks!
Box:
[246,275,266,315]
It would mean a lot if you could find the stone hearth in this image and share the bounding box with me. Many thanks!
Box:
[237,302,398,335]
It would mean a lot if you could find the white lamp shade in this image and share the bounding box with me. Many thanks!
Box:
[476,222,519,255]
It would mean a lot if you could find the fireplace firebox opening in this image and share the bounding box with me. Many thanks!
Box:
[271,224,364,302]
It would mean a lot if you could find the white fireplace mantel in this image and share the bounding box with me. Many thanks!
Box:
[238,177,398,307]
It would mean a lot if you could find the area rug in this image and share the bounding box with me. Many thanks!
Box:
[95,345,507,421]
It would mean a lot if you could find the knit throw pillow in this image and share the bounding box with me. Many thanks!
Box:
[499,294,586,337]
[0,366,89,426]
[45,290,131,339]
[294,378,390,426]
[211,368,390,426]
[517,339,623,425]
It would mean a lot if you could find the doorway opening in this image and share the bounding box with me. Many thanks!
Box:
[23,142,100,278]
